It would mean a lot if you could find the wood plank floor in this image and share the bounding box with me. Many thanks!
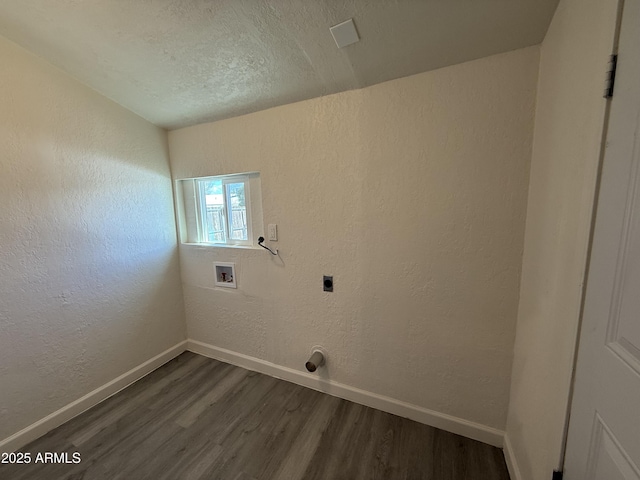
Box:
[0,352,510,480]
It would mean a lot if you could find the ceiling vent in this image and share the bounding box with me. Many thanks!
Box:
[329,19,360,48]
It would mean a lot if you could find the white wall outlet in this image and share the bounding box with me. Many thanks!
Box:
[268,224,277,241]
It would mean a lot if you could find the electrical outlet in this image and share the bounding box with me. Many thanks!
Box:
[268,224,277,241]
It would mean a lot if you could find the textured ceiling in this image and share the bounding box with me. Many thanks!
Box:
[0,0,559,129]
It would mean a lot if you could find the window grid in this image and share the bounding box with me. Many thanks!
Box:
[195,175,251,246]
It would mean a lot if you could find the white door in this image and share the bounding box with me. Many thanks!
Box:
[564,0,640,478]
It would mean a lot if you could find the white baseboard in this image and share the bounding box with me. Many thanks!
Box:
[0,340,187,453]
[187,339,505,447]
[503,433,523,480]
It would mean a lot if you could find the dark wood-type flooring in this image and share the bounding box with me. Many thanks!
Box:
[0,352,510,480]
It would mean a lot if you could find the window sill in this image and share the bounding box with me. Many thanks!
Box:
[180,242,263,251]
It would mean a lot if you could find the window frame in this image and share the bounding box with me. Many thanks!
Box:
[193,174,253,247]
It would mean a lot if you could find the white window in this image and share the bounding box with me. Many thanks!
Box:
[176,172,262,247]
[196,175,251,245]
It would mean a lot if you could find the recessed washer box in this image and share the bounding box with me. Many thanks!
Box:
[214,262,236,288]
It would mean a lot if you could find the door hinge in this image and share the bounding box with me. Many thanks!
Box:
[552,470,563,480]
[604,54,618,98]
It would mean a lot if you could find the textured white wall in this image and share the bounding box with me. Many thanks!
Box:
[0,36,186,441]
[505,0,620,478]
[169,47,539,431]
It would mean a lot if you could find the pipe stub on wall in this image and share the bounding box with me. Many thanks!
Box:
[305,349,325,373]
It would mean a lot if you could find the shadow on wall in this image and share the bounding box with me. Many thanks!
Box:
[0,31,187,444]
[0,148,184,440]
